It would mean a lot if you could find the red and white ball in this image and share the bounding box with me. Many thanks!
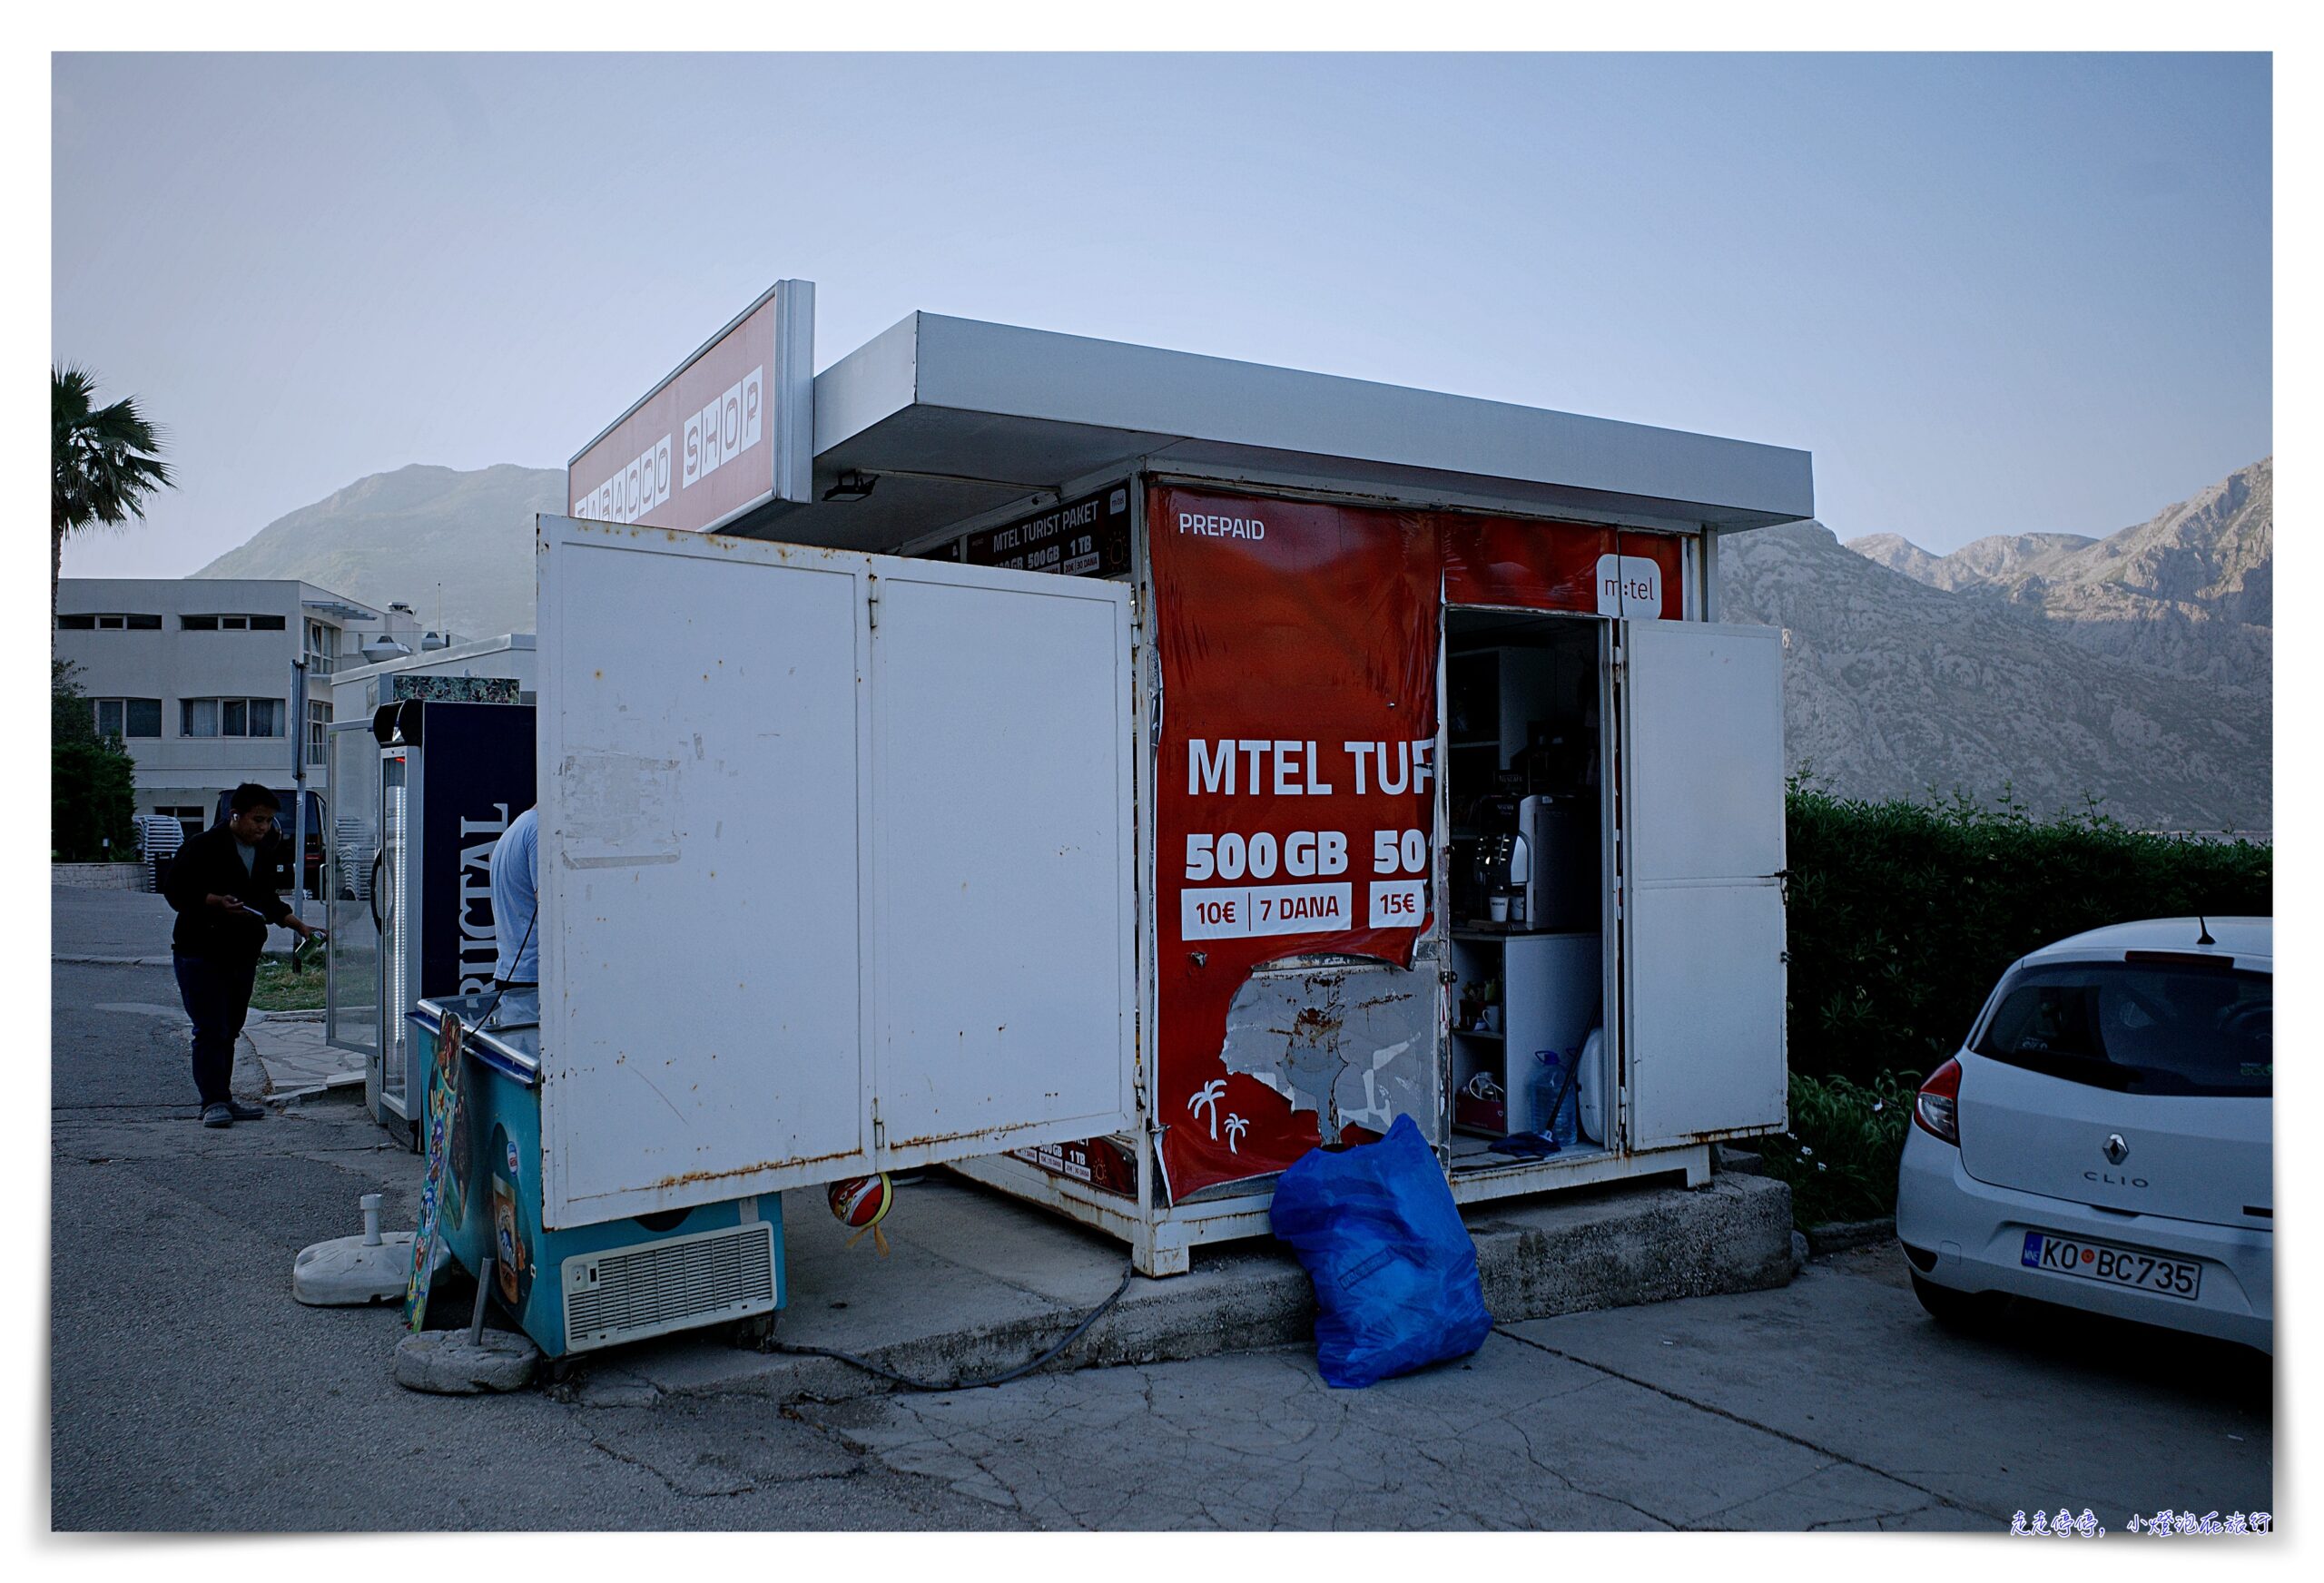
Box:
[827,1173,894,1231]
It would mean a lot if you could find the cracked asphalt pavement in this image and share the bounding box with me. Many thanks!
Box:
[51,890,2272,1530]
[794,1249,2270,1532]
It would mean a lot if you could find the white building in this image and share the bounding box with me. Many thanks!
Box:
[54,576,467,839]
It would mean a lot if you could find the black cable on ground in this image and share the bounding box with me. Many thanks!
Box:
[769,1255,1140,1392]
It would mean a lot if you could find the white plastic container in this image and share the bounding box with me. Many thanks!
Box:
[1579,1026,1607,1145]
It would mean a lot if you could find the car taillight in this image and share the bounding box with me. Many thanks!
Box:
[1915,1058,1962,1145]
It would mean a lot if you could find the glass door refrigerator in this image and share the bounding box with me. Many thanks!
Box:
[322,717,383,1097]
[327,698,535,1150]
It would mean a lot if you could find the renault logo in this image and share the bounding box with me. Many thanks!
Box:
[2103,1134,2130,1166]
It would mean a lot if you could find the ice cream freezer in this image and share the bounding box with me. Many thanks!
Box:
[531,290,1807,1282]
[408,992,781,1357]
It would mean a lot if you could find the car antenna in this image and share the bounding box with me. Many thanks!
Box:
[2196,915,2216,946]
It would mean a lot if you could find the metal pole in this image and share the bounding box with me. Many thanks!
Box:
[290,654,309,909]
[468,1257,496,1345]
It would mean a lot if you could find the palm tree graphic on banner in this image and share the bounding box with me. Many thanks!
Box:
[1188,1078,1226,1140]
[1224,1114,1247,1154]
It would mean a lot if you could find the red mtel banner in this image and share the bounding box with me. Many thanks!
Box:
[1149,491,1690,1199]
[1150,487,1442,1197]
[1442,515,1686,619]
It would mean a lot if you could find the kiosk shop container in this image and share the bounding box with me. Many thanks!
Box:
[537,291,1809,1278]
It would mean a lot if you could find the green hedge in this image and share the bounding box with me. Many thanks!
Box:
[1786,782,2271,1089]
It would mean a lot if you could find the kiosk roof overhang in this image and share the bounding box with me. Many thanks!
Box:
[740,311,1815,552]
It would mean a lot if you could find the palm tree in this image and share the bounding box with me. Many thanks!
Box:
[1188,1078,1226,1139]
[53,365,174,621]
[1223,1114,1247,1155]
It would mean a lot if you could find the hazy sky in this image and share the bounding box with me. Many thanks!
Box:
[53,52,2270,578]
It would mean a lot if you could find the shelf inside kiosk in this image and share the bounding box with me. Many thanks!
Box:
[1445,610,1611,1168]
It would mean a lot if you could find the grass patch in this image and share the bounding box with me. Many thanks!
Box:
[1752,1070,1918,1229]
[249,957,326,1013]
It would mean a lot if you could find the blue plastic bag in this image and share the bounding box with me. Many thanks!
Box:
[1269,1114,1494,1387]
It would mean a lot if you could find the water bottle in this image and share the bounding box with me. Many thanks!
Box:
[1529,1050,1576,1145]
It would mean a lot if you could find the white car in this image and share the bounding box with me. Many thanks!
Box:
[1896,917,2271,1352]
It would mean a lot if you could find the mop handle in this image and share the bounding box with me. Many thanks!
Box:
[235,900,325,940]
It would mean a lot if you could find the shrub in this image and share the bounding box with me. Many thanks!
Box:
[1753,1071,1917,1228]
[53,739,138,862]
[1785,780,2270,1090]
[51,660,139,862]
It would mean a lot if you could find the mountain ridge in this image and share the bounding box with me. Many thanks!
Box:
[1722,514,2269,831]
[1846,457,2271,700]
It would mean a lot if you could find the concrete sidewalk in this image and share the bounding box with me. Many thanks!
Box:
[560,1169,1798,1406]
[241,1008,364,1100]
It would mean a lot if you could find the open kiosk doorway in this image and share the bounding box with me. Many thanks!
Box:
[1443,607,1616,1175]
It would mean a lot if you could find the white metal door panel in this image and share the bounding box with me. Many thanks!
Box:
[1626,883,1787,1143]
[1620,620,1787,1147]
[1624,622,1785,883]
[867,561,1136,1162]
[539,517,869,1226]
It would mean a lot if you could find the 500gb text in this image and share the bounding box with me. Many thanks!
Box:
[1185,829,1427,880]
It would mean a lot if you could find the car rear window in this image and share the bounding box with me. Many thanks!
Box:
[1974,959,2271,1097]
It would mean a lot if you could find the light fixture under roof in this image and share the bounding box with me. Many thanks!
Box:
[822,468,878,504]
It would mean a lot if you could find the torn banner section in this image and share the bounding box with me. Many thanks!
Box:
[1217,957,1437,1139]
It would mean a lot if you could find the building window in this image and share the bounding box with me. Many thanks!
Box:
[56,613,160,631]
[307,699,332,765]
[92,698,162,739]
[181,614,287,632]
[303,618,339,677]
[181,697,285,738]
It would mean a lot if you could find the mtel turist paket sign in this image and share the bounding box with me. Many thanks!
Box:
[567,280,815,534]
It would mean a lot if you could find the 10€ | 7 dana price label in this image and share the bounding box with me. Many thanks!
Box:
[1179,828,1430,939]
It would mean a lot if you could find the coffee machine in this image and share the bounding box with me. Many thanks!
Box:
[1466,792,1525,925]
[1513,793,1598,931]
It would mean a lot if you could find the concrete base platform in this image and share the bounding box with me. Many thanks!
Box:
[293,1230,422,1305]
[570,1169,1796,1406]
[394,1329,540,1394]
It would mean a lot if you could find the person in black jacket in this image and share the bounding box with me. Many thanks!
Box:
[164,783,323,1127]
